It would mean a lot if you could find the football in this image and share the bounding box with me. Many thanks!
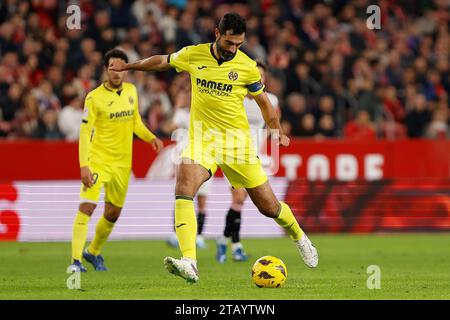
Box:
[251,256,287,288]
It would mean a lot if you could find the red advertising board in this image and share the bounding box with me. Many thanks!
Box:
[1,139,449,237]
[0,139,448,180]
[284,179,450,233]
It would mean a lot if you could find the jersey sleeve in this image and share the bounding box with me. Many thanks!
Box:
[168,46,191,73]
[246,63,265,96]
[132,86,156,143]
[79,93,97,167]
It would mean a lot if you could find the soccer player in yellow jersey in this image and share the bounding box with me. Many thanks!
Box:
[111,13,318,283]
[69,49,163,272]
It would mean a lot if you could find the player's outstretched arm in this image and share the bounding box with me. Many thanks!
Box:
[109,55,172,72]
[254,92,290,147]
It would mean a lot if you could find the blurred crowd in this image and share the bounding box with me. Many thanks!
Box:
[0,0,448,141]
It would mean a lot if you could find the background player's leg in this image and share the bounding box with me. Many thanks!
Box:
[196,194,207,235]
[224,188,246,242]
[174,161,210,261]
[71,203,95,263]
[87,203,121,256]
[196,194,207,248]
[219,187,249,262]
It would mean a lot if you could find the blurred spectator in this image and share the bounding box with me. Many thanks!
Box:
[314,96,336,121]
[86,9,111,46]
[137,74,172,116]
[298,113,316,137]
[0,83,22,136]
[119,39,140,62]
[382,85,405,122]
[0,0,448,141]
[280,120,293,137]
[31,79,61,112]
[425,108,449,139]
[286,62,321,98]
[405,94,431,138]
[144,99,171,138]
[58,95,84,141]
[109,0,138,29]
[422,69,446,102]
[32,109,63,140]
[46,66,65,102]
[352,79,382,124]
[132,0,163,25]
[242,33,266,61]
[344,110,376,140]
[72,65,96,98]
[282,93,306,135]
[159,6,180,43]
[14,93,39,137]
[175,12,200,50]
[0,21,17,54]
[97,28,118,55]
[316,114,336,138]
[171,90,190,130]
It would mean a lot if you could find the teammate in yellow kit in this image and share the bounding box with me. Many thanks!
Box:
[69,49,163,272]
[111,13,318,283]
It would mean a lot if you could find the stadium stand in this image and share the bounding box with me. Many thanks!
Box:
[0,0,448,140]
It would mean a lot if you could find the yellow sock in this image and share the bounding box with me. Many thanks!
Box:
[175,197,197,260]
[72,211,90,261]
[274,201,303,241]
[87,215,115,256]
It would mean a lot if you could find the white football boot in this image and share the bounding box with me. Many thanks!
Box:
[164,257,199,283]
[295,233,319,268]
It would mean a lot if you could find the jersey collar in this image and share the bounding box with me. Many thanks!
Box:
[103,82,123,95]
[210,43,227,66]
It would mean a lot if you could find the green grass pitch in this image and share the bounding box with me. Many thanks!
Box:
[1,234,449,300]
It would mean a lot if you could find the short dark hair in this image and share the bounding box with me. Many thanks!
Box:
[218,13,246,35]
[255,59,267,71]
[103,49,128,67]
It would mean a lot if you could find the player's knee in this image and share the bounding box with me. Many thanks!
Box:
[175,181,196,198]
[258,202,280,218]
[79,203,96,216]
[104,212,120,223]
[104,204,121,223]
[232,189,246,208]
[235,198,245,208]
[197,195,207,211]
[236,191,247,204]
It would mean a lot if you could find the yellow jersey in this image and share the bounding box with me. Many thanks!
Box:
[79,82,155,168]
[168,43,264,154]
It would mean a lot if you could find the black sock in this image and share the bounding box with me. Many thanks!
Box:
[224,208,241,243]
[197,212,206,235]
